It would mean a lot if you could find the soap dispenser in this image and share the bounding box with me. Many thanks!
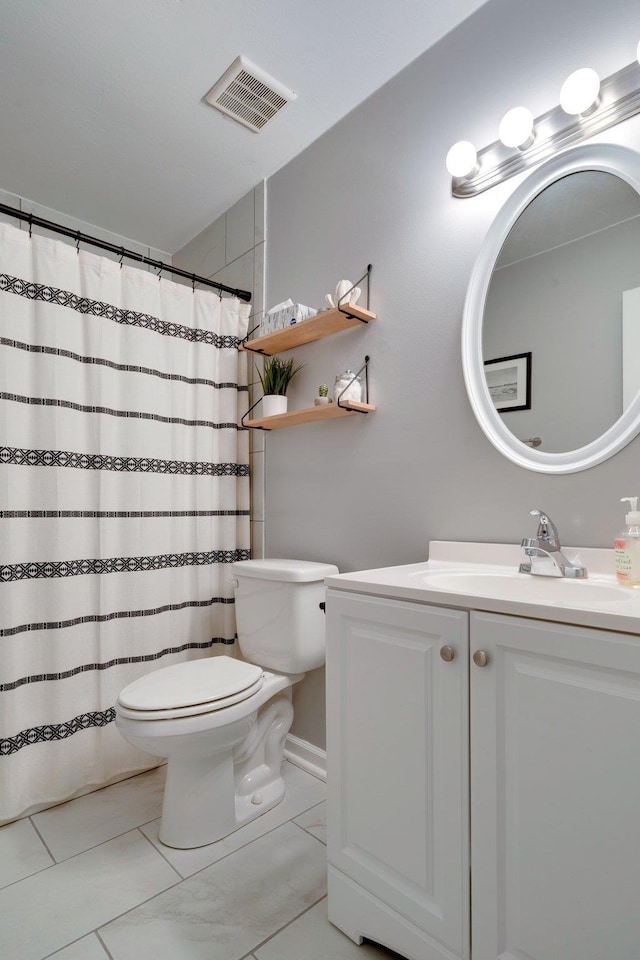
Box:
[615,497,640,587]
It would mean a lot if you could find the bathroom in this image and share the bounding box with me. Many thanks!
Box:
[2,0,640,957]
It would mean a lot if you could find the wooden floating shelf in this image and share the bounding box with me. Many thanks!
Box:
[241,304,376,356]
[242,400,376,430]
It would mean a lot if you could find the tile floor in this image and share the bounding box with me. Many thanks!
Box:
[0,761,397,960]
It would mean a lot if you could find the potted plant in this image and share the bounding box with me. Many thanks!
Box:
[314,383,331,406]
[257,356,305,417]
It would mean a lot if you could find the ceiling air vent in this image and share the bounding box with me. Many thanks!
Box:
[205,56,296,132]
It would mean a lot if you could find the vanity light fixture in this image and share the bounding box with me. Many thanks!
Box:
[445,140,478,178]
[448,47,640,197]
[498,107,535,149]
[559,68,601,116]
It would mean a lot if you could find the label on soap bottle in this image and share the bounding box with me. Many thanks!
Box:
[615,537,640,586]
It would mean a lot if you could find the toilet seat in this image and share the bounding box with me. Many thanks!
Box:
[116,656,264,721]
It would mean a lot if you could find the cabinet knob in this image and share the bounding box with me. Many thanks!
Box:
[440,645,455,662]
[473,650,489,668]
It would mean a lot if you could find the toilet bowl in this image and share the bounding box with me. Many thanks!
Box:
[115,558,337,848]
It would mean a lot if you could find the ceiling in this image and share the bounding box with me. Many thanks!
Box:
[0,0,490,253]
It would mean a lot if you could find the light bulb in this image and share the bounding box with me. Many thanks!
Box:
[445,140,478,178]
[560,67,601,116]
[498,107,535,149]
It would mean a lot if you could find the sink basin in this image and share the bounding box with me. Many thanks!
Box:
[325,543,640,633]
[414,569,630,605]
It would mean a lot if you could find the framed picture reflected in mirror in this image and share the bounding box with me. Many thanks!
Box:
[484,352,531,412]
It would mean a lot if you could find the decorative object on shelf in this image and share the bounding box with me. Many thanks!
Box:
[446,43,640,197]
[334,368,362,404]
[325,279,362,310]
[262,395,288,417]
[256,356,304,417]
[314,383,331,406]
[259,299,317,336]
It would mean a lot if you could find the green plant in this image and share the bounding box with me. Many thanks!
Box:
[256,356,305,396]
[318,383,329,397]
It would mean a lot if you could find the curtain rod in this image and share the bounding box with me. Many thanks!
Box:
[0,203,253,303]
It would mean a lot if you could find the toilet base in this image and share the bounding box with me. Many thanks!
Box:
[158,693,295,849]
[234,771,286,829]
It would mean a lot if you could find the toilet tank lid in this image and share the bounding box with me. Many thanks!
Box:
[232,559,339,582]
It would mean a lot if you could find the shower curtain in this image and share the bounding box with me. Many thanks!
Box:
[0,222,251,823]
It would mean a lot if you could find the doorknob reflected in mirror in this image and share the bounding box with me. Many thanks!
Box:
[473,650,489,667]
[440,645,455,662]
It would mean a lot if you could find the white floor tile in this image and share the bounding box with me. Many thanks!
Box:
[99,821,327,960]
[46,933,110,959]
[255,899,397,959]
[0,829,179,960]
[140,761,326,878]
[33,767,166,861]
[293,801,327,844]
[0,817,53,889]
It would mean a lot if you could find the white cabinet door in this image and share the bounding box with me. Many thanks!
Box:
[471,611,640,960]
[326,590,469,957]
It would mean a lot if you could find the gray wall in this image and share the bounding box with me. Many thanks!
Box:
[264,0,640,747]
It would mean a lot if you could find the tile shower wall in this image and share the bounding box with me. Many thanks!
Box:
[0,188,170,265]
[173,183,266,559]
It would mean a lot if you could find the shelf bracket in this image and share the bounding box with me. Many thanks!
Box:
[337,264,373,321]
[337,355,371,410]
[240,321,269,355]
[241,396,272,430]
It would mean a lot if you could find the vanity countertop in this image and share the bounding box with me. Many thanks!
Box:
[325,541,640,635]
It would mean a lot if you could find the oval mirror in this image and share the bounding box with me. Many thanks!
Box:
[462,143,640,473]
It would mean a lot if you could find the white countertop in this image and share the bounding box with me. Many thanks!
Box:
[325,541,640,635]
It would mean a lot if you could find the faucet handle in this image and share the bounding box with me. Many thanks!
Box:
[529,508,561,547]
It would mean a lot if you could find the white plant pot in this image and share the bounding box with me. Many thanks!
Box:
[262,394,288,417]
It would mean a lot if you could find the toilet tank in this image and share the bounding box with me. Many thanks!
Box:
[231,559,338,673]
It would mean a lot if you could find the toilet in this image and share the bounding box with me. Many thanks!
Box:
[114,559,337,849]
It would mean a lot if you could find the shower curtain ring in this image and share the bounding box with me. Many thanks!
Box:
[191,275,196,293]
[157,263,162,281]
[119,248,124,268]
[28,214,33,238]
[75,232,81,254]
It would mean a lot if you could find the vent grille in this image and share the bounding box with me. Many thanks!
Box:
[205,57,296,132]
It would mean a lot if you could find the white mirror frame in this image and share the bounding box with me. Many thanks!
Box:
[462,142,640,473]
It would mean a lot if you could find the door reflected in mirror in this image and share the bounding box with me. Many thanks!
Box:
[482,170,640,453]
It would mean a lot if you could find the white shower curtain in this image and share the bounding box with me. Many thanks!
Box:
[0,222,251,823]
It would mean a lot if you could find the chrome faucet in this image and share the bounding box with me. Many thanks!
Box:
[519,509,588,579]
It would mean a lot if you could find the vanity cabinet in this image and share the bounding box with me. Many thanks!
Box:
[470,610,640,960]
[326,590,640,960]
[326,591,470,960]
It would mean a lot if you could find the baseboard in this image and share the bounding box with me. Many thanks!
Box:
[284,733,326,781]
